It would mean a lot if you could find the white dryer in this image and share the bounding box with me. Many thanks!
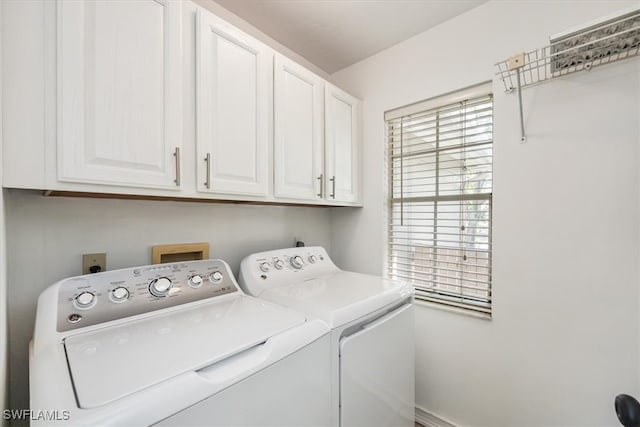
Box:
[239,247,415,427]
[30,259,332,426]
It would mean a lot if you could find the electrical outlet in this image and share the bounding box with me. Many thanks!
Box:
[82,253,106,274]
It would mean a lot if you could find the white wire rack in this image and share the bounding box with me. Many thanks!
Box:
[495,9,640,141]
[496,10,640,92]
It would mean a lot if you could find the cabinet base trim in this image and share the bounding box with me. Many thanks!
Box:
[41,190,339,208]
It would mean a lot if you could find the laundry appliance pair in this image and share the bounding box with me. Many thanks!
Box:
[30,247,414,426]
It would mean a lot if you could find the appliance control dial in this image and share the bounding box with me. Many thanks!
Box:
[209,271,223,284]
[274,259,285,270]
[110,287,129,303]
[189,274,203,288]
[149,277,172,297]
[308,255,317,264]
[74,291,96,309]
[290,255,304,269]
[259,262,271,272]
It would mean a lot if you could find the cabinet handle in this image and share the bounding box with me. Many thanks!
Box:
[204,153,211,189]
[330,176,336,199]
[173,147,181,187]
[317,174,323,197]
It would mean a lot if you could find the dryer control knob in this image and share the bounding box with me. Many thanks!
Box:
[75,291,96,308]
[149,277,172,297]
[209,271,223,284]
[274,260,285,270]
[290,255,304,269]
[189,275,204,288]
[308,255,317,264]
[259,262,271,272]
[111,287,129,303]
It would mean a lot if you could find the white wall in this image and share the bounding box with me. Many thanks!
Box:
[331,1,640,425]
[5,190,331,412]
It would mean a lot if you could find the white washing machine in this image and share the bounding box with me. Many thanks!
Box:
[30,259,332,426]
[239,247,415,427]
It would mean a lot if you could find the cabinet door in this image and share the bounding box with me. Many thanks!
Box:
[57,0,182,189]
[196,10,271,196]
[274,55,324,200]
[325,83,361,203]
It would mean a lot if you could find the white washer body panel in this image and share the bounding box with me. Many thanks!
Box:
[158,333,332,426]
[65,295,305,408]
[30,259,332,426]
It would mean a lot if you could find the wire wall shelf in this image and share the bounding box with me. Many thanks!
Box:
[495,9,640,93]
[494,8,640,142]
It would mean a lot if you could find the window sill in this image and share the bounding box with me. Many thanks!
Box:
[413,298,492,320]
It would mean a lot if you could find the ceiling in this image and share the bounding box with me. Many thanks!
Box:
[213,0,488,74]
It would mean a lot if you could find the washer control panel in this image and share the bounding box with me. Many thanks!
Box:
[56,260,238,332]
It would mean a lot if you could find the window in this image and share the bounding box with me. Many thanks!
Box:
[386,85,493,316]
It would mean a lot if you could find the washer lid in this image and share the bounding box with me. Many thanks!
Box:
[261,271,414,328]
[64,295,305,409]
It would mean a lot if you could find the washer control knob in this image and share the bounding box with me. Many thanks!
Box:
[75,292,96,308]
[274,259,285,270]
[290,255,304,269]
[189,275,204,288]
[209,271,223,284]
[259,262,271,272]
[149,277,172,297]
[308,255,317,264]
[111,287,129,303]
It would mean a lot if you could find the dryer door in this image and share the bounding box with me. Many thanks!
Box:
[339,303,414,427]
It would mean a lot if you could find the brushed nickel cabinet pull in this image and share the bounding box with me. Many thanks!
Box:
[173,147,181,186]
[317,174,323,197]
[330,176,336,199]
[204,153,211,189]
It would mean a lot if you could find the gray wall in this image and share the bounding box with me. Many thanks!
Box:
[0,0,6,415]
[330,0,640,425]
[5,189,331,412]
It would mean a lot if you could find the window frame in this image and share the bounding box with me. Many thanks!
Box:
[385,82,493,317]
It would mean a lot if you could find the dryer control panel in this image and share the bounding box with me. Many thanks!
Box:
[55,260,238,332]
[238,246,340,296]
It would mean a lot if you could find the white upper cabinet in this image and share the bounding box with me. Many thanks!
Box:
[325,83,361,204]
[274,55,325,200]
[57,0,183,189]
[196,10,271,197]
[2,1,361,205]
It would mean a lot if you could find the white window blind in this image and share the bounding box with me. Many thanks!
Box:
[386,91,493,315]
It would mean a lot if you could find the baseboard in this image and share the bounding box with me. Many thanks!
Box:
[415,405,457,427]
